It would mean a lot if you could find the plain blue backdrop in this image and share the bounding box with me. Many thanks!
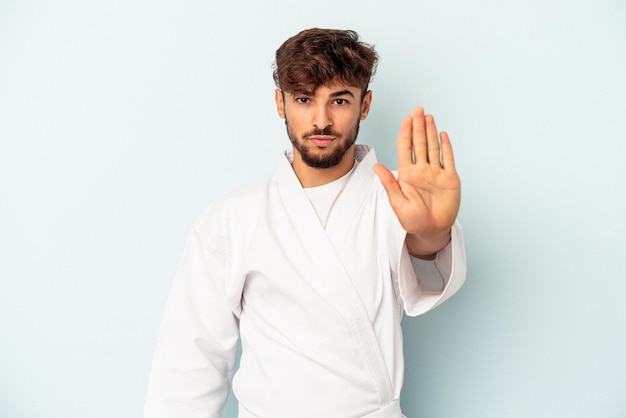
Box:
[1,0,625,417]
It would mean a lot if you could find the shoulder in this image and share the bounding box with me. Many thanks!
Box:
[193,172,274,237]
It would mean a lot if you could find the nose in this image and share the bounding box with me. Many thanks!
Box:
[313,104,332,129]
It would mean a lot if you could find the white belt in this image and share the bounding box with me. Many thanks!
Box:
[238,398,405,418]
[362,399,404,418]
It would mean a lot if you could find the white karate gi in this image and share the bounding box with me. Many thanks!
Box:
[143,145,466,418]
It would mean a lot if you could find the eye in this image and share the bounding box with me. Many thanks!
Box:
[334,98,348,105]
[295,97,310,104]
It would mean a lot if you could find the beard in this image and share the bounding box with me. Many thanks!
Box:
[285,119,360,169]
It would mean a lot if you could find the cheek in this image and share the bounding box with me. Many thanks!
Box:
[285,116,304,139]
[284,110,307,131]
[339,113,362,131]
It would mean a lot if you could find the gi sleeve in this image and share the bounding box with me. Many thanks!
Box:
[143,217,240,418]
[397,221,466,316]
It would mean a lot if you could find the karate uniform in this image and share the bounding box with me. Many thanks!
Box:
[143,145,466,418]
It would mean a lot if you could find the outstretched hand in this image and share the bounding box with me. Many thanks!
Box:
[373,107,461,258]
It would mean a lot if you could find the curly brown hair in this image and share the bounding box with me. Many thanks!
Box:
[273,28,378,99]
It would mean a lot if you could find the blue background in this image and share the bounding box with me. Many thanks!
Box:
[1,0,625,416]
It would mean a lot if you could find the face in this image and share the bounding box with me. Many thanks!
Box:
[275,83,372,169]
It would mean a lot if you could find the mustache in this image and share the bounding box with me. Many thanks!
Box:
[303,127,342,138]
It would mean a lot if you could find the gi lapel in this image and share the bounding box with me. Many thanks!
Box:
[324,145,378,250]
[274,151,394,407]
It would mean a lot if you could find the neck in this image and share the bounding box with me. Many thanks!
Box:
[291,146,356,188]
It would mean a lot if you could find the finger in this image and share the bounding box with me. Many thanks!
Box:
[397,115,413,167]
[373,163,406,207]
[425,114,441,167]
[412,107,428,165]
[440,131,457,173]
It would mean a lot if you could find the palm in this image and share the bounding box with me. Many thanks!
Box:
[374,107,461,236]
[394,157,460,235]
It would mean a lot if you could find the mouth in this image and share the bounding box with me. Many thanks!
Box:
[307,136,335,147]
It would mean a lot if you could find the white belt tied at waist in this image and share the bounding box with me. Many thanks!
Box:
[238,398,405,418]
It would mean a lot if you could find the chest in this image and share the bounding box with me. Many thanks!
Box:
[238,195,395,328]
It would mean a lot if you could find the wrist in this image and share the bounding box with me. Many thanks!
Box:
[405,229,451,260]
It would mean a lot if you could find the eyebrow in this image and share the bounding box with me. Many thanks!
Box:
[329,90,356,98]
[293,89,356,98]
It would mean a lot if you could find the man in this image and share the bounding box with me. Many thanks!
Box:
[144,28,466,418]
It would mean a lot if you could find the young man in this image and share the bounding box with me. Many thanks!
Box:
[144,28,466,418]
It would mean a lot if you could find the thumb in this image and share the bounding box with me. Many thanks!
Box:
[373,163,405,206]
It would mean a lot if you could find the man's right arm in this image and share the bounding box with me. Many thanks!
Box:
[143,224,240,418]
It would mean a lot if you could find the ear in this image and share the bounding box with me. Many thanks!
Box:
[275,89,285,119]
[360,90,373,120]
